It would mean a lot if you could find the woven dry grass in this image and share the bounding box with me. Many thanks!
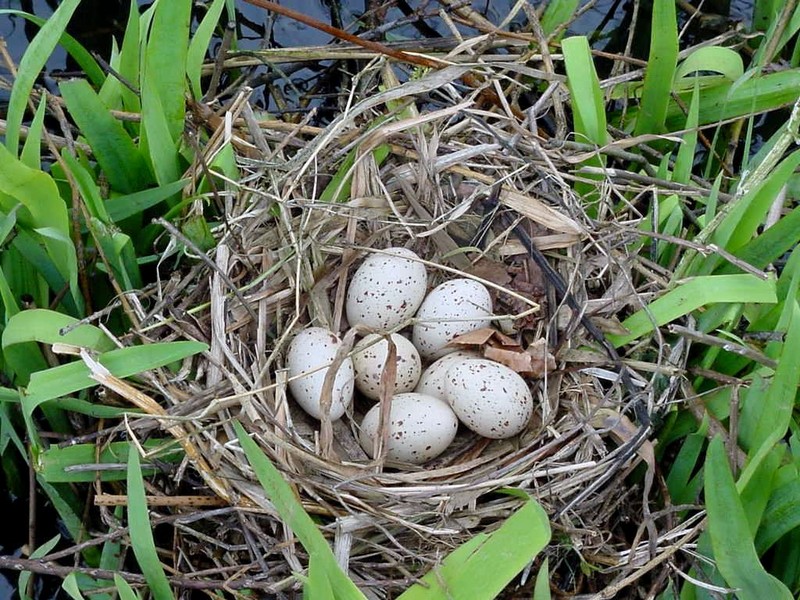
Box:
[103,52,704,597]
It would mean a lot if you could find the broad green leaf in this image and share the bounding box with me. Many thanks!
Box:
[60,79,153,195]
[608,274,777,346]
[23,341,208,418]
[140,69,181,186]
[127,449,174,600]
[4,0,81,155]
[2,309,114,381]
[397,499,550,600]
[118,0,142,114]
[39,439,180,483]
[144,0,191,143]
[634,0,678,136]
[233,421,366,599]
[704,436,793,599]
[562,36,607,146]
[187,0,227,99]
[664,69,800,128]
[675,46,744,81]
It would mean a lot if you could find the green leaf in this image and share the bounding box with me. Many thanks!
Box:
[105,179,188,223]
[18,534,61,600]
[704,436,793,599]
[634,0,678,136]
[562,36,608,146]
[672,81,700,185]
[20,95,47,170]
[739,301,800,451]
[532,558,551,600]
[61,573,88,600]
[140,69,181,186]
[59,79,153,194]
[127,449,174,600]
[755,479,800,554]
[187,0,227,99]
[114,574,141,600]
[39,439,181,483]
[541,0,580,37]
[608,274,777,346]
[4,0,82,155]
[61,151,111,223]
[675,46,744,81]
[397,499,550,600]
[233,421,366,599]
[118,0,141,114]
[23,341,209,418]
[144,0,191,143]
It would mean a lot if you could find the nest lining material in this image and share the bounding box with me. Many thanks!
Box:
[102,59,692,594]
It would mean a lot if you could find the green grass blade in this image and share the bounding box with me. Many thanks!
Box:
[114,574,141,600]
[20,95,47,170]
[187,0,227,99]
[397,499,550,600]
[144,0,191,143]
[0,10,105,86]
[728,205,800,272]
[704,436,793,599]
[59,79,153,194]
[562,36,607,146]
[541,0,580,37]
[18,534,61,600]
[672,81,699,185]
[23,341,208,418]
[233,421,366,599]
[634,0,678,136]
[105,179,188,223]
[126,448,174,600]
[61,152,111,223]
[532,557,551,600]
[755,479,800,554]
[608,274,777,346]
[118,0,141,114]
[140,70,181,186]
[61,572,88,600]
[739,301,800,451]
[3,0,81,155]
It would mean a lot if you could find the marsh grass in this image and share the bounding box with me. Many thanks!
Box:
[1,0,800,598]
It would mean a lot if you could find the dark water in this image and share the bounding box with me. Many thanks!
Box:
[0,0,758,597]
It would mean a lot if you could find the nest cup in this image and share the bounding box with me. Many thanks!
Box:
[136,62,681,594]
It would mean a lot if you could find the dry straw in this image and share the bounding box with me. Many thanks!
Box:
[116,52,693,596]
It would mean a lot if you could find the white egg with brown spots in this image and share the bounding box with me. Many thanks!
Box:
[353,333,422,401]
[346,248,427,333]
[444,359,533,439]
[358,393,458,464]
[286,327,355,420]
[414,350,481,400]
[412,278,493,360]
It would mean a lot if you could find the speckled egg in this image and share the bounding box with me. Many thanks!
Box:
[358,393,459,464]
[353,333,422,401]
[346,248,427,333]
[444,359,533,439]
[412,279,493,360]
[414,351,481,400]
[286,327,355,420]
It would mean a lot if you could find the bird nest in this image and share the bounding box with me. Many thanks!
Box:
[117,60,691,595]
